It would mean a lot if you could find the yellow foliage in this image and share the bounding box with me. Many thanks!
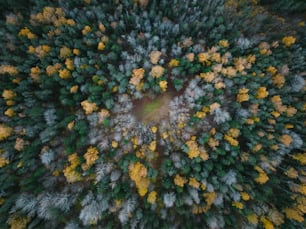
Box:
[68,153,81,168]
[82,25,92,35]
[81,100,98,115]
[46,63,61,76]
[168,59,179,67]
[30,66,41,81]
[282,36,296,47]
[67,121,75,130]
[260,216,274,229]
[150,126,157,133]
[97,41,106,50]
[159,80,168,92]
[129,162,150,196]
[98,109,110,123]
[4,108,15,117]
[224,66,237,77]
[284,208,304,223]
[63,153,82,183]
[70,85,79,93]
[112,141,118,148]
[151,65,165,78]
[247,213,258,225]
[7,215,30,229]
[240,192,250,201]
[200,72,215,82]
[99,23,106,32]
[149,141,156,151]
[253,144,262,152]
[0,156,9,168]
[14,138,25,151]
[208,137,219,149]
[228,128,240,138]
[198,52,210,63]
[73,48,80,55]
[218,39,229,48]
[186,139,200,159]
[272,74,285,88]
[285,167,298,179]
[63,167,82,183]
[266,66,277,75]
[0,65,18,75]
[204,192,217,207]
[58,69,71,79]
[237,88,249,102]
[174,174,187,187]
[214,81,226,89]
[149,51,162,64]
[254,166,269,184]
[209,102,220,113]
[291,153,306,165]
[130,68,145,88]
[211,52,221,63]
[60,46,72,58]
[189,177,200,189]
[286,106,297,117]
[18,27,37,39]
[199,149,209,161]
[84,146,99,168]
[186,53,195,62]
[65,58,74,70]
[271,111,280,118]
[2,89,16,100]
[256,87,269,99]
[147,191,157,204]
[0,124,13,141]
[232,201,243,209]
[278,134,292,147]
[224,134,239,146]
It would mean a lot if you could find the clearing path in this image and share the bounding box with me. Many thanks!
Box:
[133,92,175,124]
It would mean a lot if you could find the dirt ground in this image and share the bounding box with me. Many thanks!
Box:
[133,92,174,124]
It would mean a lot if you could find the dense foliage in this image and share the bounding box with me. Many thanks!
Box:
[259,0,306,13]
[0,0,305,228]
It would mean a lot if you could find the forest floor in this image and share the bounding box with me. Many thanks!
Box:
[133,92,174,124]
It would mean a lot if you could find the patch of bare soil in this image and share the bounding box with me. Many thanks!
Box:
[133,90,177,124]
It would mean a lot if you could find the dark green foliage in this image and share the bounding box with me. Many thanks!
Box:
[0,0,305,228]
[260,0,306,13]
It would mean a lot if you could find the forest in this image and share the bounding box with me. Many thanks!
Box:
[0,0,305,228]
